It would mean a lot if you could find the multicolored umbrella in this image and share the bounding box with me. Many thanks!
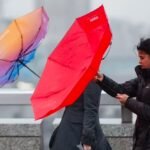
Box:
[0,7,49,86]
[31,5,112,120]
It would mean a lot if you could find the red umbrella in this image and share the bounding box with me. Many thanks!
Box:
[31,5,112,120]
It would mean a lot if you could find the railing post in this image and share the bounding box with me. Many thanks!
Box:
[121,105,132,123]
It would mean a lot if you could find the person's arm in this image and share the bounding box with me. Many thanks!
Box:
[98,74,150,121]
[116,93,150,121]
[96,74,150,121]
[96,74,138,97]
[81,81,101,147]
[124,97,150,121]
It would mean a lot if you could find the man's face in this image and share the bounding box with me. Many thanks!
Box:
[138,50,150,69]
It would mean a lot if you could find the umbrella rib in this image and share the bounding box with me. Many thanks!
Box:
[7,64,17,81]
[7,63,20,82]
[21,26,41,57]
[49,57,75,70]
[14,20,24,58]
[14,19,42,79]
[17,49,36,64]
[0,59,16,62]
[15,20,41,59]
[22,8,44,56]
[102,42,112,60]
[20,49,36,60]
[18,60,40,78]
[17,62,20,78]
[4,63,16,76]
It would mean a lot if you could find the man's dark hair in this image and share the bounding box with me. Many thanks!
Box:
[137,38,150,55]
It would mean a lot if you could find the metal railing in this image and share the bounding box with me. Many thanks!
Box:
[0,89,132,123]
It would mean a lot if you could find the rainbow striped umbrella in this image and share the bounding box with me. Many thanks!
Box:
[0,7,49,86]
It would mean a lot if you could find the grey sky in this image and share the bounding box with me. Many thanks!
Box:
[90,0,150,25]
[3,0,150,26]
[2,0,36,18]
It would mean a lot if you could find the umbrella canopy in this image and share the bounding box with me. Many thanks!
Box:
[31,5,112,120]
[0,7,49,86]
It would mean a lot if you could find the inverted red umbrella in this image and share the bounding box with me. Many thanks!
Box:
[31,5,112,120]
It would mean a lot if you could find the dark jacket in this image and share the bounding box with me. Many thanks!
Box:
[97,66,150,150]
[49,81,111,150]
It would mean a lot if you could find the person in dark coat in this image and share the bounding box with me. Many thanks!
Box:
[49,81,112,150]
[96,38,150,150]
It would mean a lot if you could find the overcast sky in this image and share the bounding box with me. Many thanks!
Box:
[2,0,150,26]
[90,0,150,25]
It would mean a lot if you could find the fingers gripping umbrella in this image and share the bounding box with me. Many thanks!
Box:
[0,7,49,86]
[31,5,112,120]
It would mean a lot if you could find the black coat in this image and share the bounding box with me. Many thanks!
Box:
[97,66,150,150]
[49,81,111,150]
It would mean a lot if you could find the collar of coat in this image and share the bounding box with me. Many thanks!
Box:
[135,65,150,79]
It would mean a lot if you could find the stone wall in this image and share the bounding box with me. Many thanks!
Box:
[102,124,134,150]
[0,118,134,150]
[0,119,42,150]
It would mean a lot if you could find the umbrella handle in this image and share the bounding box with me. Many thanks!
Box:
[18,60,40,78]
[102,42,112,60]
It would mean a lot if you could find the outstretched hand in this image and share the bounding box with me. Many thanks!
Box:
[116,93,129,105]
[94,72,104,82]
[83,144,92,150]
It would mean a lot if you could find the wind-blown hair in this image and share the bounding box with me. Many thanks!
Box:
[137,38,150,55]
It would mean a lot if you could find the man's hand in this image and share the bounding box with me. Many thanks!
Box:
[95,73,104,82]
[83,144,92,150]
[116,93,129,105]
